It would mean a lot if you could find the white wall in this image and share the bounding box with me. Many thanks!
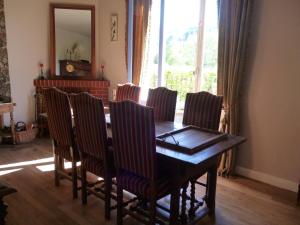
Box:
[4,0,101,123]
[98,0,127,99]
[237,0,300,192]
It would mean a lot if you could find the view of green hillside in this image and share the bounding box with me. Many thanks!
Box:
[141,0,218,109]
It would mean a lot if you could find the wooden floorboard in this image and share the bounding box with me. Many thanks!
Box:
[0,139,299,225]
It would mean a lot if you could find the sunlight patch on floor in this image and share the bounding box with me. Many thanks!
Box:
[0,157,54,169]
[36,162,81,172]
[0,168,23,176]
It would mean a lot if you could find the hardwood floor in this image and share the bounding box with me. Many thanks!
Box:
[0,139,299,225]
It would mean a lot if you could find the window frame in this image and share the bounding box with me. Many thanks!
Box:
[127,0,207,91]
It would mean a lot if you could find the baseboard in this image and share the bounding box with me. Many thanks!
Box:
[235,166,298,193]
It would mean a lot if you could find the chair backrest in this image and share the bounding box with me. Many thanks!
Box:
[146,87,177,122]
[69,93,108,160]
[183,92,223,131]
[115,83,141,102]
[42,87,73,146]
[110,100,156,180]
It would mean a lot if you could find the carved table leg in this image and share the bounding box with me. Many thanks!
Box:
[206,164,218,216]
[170,188,180,225]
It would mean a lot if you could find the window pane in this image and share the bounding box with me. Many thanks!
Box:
[200,0,218,94]
[163,0,201,109]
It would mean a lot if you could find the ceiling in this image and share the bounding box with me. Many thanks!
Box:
[55,9,91,37]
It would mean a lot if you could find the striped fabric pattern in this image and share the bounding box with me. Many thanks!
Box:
[109,100,156,180]
[146,87,177,122]
[183,92,223,131]
[54,145,75,161]
[42,88,74,146]
[115,83,141,102]
[118,171,172,198]
[81,154,115,177]
[70,93,108,161]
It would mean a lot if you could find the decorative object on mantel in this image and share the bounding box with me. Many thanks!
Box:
[37,62,45,80]
[65,43,82,61]
[50,4,96,78]
[100,63,105,80]
[111,14,118,41]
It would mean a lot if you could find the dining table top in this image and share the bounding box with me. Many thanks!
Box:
[105,114,246,166]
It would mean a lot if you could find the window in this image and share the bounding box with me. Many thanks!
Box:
[128,0,218,108]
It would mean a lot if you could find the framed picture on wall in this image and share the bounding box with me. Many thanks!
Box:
[111,14,118,41]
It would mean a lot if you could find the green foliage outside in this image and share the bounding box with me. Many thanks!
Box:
[145,4,218,109]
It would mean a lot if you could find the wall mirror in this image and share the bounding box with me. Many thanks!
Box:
[50,4,95,79]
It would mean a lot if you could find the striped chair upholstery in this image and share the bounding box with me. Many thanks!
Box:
[69,92,115,219]
[146,87,177,122]
[110,100,175,224]
[182,91,223,218]
[42,87,79,199]
[183,92,223,130]
[115,83,141,102]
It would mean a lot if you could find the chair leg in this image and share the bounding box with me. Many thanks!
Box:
[105,177,112,220]
[170,188,180,225]
[81,167,87,205]
[54,155,60,187]
[149,195,156,225]
[117,184,123,225]
[72,160,78,199]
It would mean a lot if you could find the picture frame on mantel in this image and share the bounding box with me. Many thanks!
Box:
[111,14,118,41]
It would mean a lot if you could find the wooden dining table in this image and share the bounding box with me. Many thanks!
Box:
[106,115,246,225]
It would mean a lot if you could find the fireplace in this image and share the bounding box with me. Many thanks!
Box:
[34,79,110,133]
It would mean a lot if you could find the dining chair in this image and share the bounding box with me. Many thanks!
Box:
[182,91,223,218]
[146,87,177,122]
[115,83,141,102]
[110,100,177,225]
[42,87,80,199]
[69,92,115,220]
[35,92,48,137]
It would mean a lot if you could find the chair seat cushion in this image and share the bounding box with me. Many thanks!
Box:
[118,171,174,199]
[54,145,80,162]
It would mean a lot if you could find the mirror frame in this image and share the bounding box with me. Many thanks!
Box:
[50,3,96,79]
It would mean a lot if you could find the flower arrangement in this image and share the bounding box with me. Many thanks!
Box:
[65,43,81,60]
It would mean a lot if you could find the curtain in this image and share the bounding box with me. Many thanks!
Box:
[217,0,253,176]
[126,0,152,85]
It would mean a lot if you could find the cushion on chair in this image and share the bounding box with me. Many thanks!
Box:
[118,170,173,199]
